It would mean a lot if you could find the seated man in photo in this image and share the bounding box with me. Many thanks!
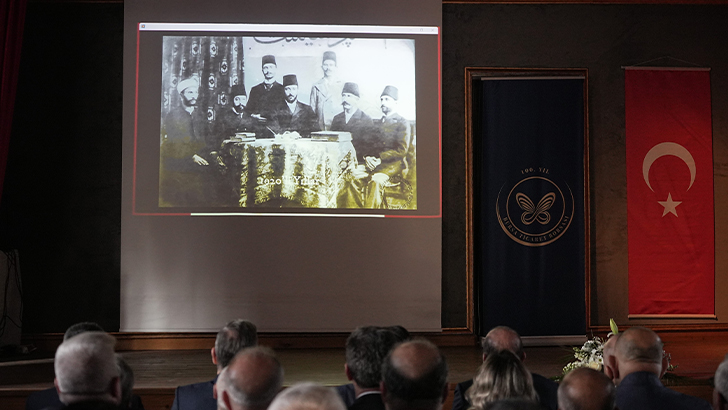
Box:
[272,74,319,137]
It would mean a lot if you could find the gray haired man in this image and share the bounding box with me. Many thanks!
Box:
[53,332,120,410]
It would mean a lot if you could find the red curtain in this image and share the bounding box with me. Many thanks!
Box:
[0,0,27,206]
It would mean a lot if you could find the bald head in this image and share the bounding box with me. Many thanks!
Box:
[614,327,663,378]
[558,367,615,410]
[382,339,448,410]
[217,347,283,410]
[482,327,524,361]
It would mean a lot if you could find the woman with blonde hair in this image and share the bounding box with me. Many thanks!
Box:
[466,350,539,410]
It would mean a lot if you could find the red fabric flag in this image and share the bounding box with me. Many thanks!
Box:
[626,68,714,316]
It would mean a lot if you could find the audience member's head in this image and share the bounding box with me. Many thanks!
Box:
[216,347,283,410]
[601,335,619,384]
[213,319,258,371]
[54,332,120,405]
[713,355,728,410]
[345,326,410,392]
[481,327,525,362]
[268,382,345,410]
[63,322,104,341]
[116,355,135,409]
[387,326,411,342]
[467,350,538,409]
[484,399,543,410]
[381,339,448,410]
[557,367,615,410]
[614,326,663,380]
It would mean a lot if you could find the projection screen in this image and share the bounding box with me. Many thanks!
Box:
[122,0,442,331]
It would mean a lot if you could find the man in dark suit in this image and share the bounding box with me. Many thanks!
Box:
[53,332,121,410]
[614,326,711,410]
[342,327,409,410]
[381,339,448,410]
[246,55,286,137]
[26,323,145,410]
[335,326,411,408]
[171,319,258,410]
[330,82,375,208]
[358,85,410,209]
[331,82,374,159]
[452,326,558,410]
[272,74,319,137]
[215,347,283,410]
[557,367,615,410]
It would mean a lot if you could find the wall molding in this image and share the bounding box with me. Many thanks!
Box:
[22,330,479,352]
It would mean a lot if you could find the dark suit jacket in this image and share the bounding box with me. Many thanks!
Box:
[330,109,375,163]
[246,82,286,120]
[372,113,410,177]
[452,373,557,410]
[335,384,356,408]
[273,101,320,136]
[171,377,218,410]
[615,371,711,410]
[348,392,385,410]
[26,387,144,410]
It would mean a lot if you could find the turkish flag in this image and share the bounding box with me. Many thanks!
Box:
[626,68,714,316]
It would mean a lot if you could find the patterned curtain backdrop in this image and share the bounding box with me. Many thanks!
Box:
[161,36,244,132]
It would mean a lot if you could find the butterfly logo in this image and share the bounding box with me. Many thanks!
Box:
[516,192,555,225]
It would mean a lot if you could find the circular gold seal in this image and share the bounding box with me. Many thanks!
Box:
[495,170,574,247]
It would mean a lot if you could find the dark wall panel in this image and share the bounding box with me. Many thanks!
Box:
[0,3,123,332]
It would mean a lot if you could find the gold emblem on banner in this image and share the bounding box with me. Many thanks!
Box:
[495,168,574,247]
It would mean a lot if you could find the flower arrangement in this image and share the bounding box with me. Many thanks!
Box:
[561,319,677,377]
[562,336,605,374]
[561,319,619,375]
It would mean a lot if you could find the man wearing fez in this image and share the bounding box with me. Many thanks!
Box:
[219,83,252,138]
[358,85,411,209]
[310,51,344,131]
[272,74,319,137]
[331,82,374,150]
[331,82,374,208]
[160,77,210,206]
[246,55,286,136]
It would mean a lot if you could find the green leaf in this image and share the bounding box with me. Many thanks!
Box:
[609,318,619,335]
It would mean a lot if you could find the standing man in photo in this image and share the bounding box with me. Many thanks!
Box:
[246,55,286,137]
[310,51,344,131]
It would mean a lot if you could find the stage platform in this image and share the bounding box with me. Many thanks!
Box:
[1,333,725,410]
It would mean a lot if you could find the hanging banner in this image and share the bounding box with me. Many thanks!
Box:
[626,68,714,316]
[478,76,586,336]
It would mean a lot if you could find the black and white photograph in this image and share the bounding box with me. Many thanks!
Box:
[159,35,417,210]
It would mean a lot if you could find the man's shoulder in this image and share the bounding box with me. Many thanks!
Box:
[349,393,384,410]
[26,387,62,410]
[250,82,266,93]
[174,378,216,410]
[388,113,408,124]
[617,372,711,410]
[59,401,119,410]
[455,379,474,391]
[354,109,373,122]
[176,379,215,394]
[296,101,314,111]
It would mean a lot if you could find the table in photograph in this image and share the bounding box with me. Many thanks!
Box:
[221,138,357,208]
